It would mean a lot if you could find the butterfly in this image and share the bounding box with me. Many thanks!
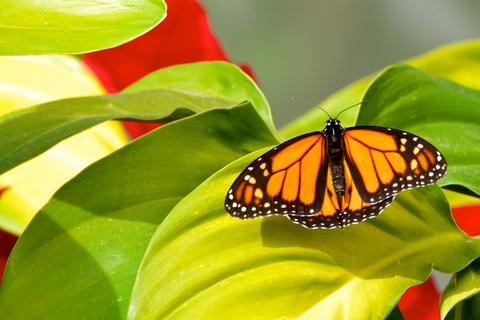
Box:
[224,104,447,229]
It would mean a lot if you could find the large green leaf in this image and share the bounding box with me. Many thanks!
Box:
[441,260,480,320]
[0,0,166,55]
[358,64,480,195]
[129,149,480,319]
[0,62,274,176]
[0,105,278,319]
[125,61,275,131]
[0,90,225,175]
[282,40,480,138]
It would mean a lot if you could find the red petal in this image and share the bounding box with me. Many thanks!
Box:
[452,205,480,237]
[238,63,257,82]
[0,188,17,283]
[122,122,163,140]
[0,231,17,283]
[0,231,16,281]
[84,0,228,93]
[398,278,440,320]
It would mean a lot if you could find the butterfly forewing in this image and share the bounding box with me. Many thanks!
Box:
[343,126,447,203]
[225,132,328,218]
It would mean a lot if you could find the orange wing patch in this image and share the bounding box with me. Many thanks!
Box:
[266,171,285,199]
[225,132,327,219]
[299,139,323,205]
[343,127,447,203]
[282,162,300,201]
[346,129,397,150]
[271,135,319,172]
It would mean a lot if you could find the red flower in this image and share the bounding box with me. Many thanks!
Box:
[398,278,440,320]
[84,0,254,139]
[0,187,16,283]
[84,0,228,93]
[0,230,16,283]
[452,205,480,237]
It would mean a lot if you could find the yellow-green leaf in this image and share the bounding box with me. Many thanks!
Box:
[0,56,127,235]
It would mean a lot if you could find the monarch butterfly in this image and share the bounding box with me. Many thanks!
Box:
[224,103,447,229]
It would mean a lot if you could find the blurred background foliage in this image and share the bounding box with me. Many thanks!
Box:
[202,0,480,126]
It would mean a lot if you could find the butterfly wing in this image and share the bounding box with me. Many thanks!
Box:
[343,126,447,203]
[288,158,395,229]
[225,132,328,218]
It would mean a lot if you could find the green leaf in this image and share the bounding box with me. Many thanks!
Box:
[0,62,275,176]
[358,64,480,195]
[129,149,480,319]
[0,90,225,175]
[441,260,480,319]
[0,105,278,319]
[0,55,127,235]
[125,61,275,131]
[0,0,166,55]
[386,307,404,320]
[441,189,480,208]
[281,39,480,139]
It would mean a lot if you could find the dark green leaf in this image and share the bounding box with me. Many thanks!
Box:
[386,307,404,320]
[358,64,480,195]
[442,260,480,319]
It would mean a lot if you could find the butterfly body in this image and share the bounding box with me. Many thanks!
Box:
[225,119,446,229]
[324,119,346,199]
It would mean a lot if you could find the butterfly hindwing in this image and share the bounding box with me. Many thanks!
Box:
[225,132,328,218]
[343,126,447,203]
[288,158,395,229]
[288,197,395,229]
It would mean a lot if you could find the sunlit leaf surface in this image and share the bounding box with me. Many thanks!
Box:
[130,150,480,319]
[0,0,166,54]
[0,56,127,234]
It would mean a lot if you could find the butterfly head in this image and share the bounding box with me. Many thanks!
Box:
[324,118,344,136]
[326,118,341,126]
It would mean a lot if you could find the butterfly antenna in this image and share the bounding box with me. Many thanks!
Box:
[334,100,369,119]
[291,96,333,119]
